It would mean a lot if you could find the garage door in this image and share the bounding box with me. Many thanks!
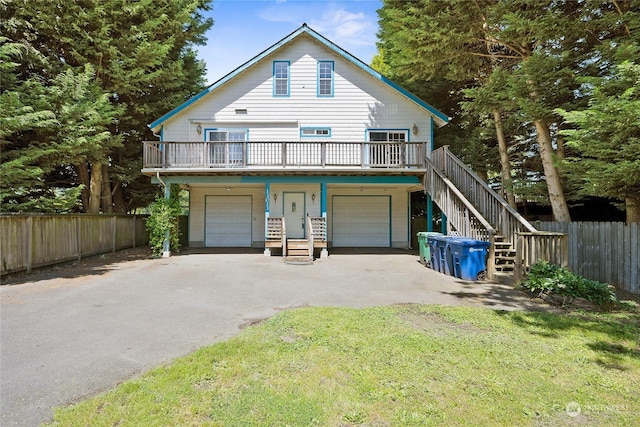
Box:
[205,196,252,247]
[332,196,390,247]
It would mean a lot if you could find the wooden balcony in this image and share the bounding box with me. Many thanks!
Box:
[142,141,428,174]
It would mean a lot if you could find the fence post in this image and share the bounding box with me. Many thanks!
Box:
[132,215,137,248]
[112,215,117,253]
[25,216,33,275]
[76,216,82,261]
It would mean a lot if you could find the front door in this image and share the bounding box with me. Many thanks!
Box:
[283,192,305,239]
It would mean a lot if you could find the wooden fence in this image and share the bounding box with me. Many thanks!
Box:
[534,221,639,295]
[1,214,149,277]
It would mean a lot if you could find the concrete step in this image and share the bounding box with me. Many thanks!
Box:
[284,255,313,265]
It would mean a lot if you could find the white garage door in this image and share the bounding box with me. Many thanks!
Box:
[205,196,252,247]
[332,196,390,247]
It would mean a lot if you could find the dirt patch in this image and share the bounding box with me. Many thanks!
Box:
[396,304,486,337]
[1,246,154,286]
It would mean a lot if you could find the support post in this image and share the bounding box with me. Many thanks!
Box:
[264,181,271,256]
[162,183,171,258]
[320,181,328,258]
[426,193,433,232]
[441,213,448,235]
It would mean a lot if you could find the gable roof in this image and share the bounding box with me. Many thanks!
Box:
[149,24,450,131]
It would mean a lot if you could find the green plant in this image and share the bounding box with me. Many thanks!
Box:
[522,261,618,306]
[145,185,182,256]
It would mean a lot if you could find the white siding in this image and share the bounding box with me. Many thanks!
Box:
[161,35,434,145]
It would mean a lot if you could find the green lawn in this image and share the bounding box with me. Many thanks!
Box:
[49,305,640,426]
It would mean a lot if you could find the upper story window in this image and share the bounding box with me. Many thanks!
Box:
[368,130,407,142]
[273,61,290,97]
[301,127,331,137]
[318,61,334,97]
[206,129,248,166]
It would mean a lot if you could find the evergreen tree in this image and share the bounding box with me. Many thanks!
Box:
[1,0,213,213]
[558,60,640,222]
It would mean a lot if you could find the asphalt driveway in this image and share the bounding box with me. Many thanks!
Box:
[1,249,547,426]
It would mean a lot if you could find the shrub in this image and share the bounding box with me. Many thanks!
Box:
[521,261,617,306]
[145,185,182,257]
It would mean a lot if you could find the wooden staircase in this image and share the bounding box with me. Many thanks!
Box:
[494,235,516,272]
[265,215,327,264]
[425,146,538,279]
[285,239,313,264]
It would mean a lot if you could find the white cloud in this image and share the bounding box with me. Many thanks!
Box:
[310,6,377,47]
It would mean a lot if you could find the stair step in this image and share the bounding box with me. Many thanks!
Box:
[284,255,313,265]
[287,239,309,250]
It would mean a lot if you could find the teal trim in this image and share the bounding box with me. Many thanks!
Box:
[149,24,449,131]
[273,61,290,97]
[430,117,434,152]
[151,175,421,185]
[300,127,331,138]
[159,126,164,142]
[265,181,270,213]
[320,182,327,217]
[426,193,433,232]
[317,61,334,97]
[441,213,448,235]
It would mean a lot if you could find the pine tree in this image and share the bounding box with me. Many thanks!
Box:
[558,60,640,222]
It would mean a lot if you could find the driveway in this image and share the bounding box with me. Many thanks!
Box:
[1,249,547,426]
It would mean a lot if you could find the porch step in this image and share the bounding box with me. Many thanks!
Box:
[493,235,516,273]
[285,239,312,264]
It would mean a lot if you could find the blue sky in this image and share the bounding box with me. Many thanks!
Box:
[197,0,382,85]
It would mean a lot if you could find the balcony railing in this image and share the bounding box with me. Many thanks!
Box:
[143,141,428,170]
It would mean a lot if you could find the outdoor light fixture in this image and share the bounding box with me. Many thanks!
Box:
[196,124,202,135]
[311,193,316,203]
[273,193,278,202]
[412,123,419,136]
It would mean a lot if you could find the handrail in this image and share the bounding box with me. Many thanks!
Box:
[143,141,428,170]
[432,146,536,235]
[424,156,496,278]
[306,215,314,259]
[281,217,287,258]
[514,232,569,282]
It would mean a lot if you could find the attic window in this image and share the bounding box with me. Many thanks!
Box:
[273,61,290,97]
[235,109,248,115]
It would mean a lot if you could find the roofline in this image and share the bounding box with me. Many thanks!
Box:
[149,24,450,131]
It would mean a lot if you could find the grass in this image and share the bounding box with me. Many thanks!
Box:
[48,305,640,426]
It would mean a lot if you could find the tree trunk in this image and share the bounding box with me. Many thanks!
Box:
[88,162,103,213]
[556,134,566,161]
[76,162,91,212]
[101,165,113,213]
[493,110,517,208]
[626,196,640,223]
[112,180,128,214]
[534,120,571,222]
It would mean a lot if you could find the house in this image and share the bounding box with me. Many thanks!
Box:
[144,24,448,259]
[144,24,554,273]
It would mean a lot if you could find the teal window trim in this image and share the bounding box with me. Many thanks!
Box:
[317,61,334,97]
[273,61,290,97]
[300,127,331,138]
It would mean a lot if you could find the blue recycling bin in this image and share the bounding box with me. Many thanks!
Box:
[446,238,490,280]
[416,232,442,266]
[427,235,450,274]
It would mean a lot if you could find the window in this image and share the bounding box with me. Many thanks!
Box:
[367,130,407,167]
[318,61,333,97]
[273,61,289,96]
[301,127,331,137]
[207,129,247,166]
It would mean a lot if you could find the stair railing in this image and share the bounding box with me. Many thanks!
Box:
[431,146,536,248]
[514,232,569,282]
[281,217,287,257]
[424,156,496,279]
[306,215,314,260]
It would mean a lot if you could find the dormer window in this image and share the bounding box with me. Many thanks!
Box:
[273,61,290,97]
